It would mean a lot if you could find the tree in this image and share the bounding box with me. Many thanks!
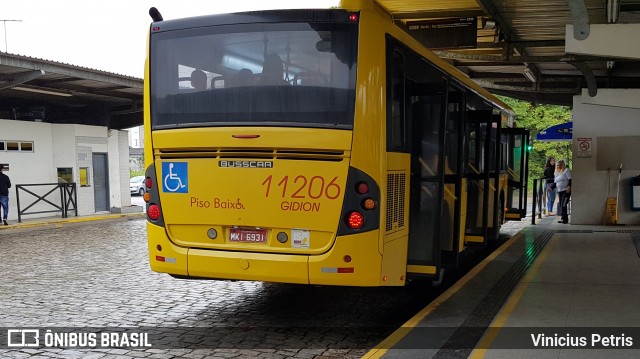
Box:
[499,97,572,185]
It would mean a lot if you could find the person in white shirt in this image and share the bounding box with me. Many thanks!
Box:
[553,160,572,224]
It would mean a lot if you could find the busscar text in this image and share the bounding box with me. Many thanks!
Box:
[219,160,273,168]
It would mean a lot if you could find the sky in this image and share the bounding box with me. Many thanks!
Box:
[1,0,339,78]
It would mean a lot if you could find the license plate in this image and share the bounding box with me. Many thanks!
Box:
[229,228,267,243]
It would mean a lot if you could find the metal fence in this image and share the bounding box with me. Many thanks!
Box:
[16,183,78,223]
[531,178,546,224]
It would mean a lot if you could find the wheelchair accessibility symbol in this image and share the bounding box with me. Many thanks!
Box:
[162,162,188,193]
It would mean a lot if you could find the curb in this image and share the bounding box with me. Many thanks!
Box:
[0,212,146,231]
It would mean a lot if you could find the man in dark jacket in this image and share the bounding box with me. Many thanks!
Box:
[0,166,11,225]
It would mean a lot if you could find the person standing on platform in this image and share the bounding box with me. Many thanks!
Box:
[0,165,11,225]
[553,160,572,224]
[544,157,556,215]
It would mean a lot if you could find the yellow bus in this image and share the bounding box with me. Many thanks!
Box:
[143,0,529,286]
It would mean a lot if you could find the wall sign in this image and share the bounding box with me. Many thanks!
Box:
[79,167,89,186]
[577,137,592,158]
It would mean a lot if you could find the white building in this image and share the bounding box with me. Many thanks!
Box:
[127,125,144,149]
[571,89,640,224]
[0,53,143,222]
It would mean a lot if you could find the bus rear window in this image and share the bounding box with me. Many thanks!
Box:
[150,21,358,130]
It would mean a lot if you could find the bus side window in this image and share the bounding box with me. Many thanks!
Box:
[387,50,406,152]
[416,101,441,176]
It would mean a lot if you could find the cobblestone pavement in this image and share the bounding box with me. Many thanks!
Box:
[0,218,529,358]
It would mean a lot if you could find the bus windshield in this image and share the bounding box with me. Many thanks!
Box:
[150,21,358,130]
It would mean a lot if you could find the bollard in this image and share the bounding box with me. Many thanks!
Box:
[532,178,537,225]
[537,179,543,219]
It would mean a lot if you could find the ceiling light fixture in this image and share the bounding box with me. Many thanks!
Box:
[12,85,73,97]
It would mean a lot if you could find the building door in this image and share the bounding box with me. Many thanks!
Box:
[92,153,109,212]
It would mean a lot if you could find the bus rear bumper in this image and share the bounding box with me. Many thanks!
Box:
[148,223,384,286]
[148,223,309,283]
[188,248,309,284]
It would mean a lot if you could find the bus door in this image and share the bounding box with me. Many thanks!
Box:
[406,91,446,278]
[487,113,503,239]
[387,42,447,280]
[502,128,530,220]
[441,84,465,269]
[464,110,493,245]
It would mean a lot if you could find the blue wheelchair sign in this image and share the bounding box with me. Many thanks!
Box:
[162,162,188,193]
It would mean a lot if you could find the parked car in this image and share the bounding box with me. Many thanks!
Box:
[130,176,146,196]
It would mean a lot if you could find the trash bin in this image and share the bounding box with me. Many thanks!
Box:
[629,176,640,211]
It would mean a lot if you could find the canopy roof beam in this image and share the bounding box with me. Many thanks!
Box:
[0,70,45,90]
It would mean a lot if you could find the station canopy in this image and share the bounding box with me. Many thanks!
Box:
[0,53,142,130]
[377,0,640,106]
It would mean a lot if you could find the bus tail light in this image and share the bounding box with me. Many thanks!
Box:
[148,204,161,220]
[337,167,380,235]
[144,164,165,226]
[347,211,364,229]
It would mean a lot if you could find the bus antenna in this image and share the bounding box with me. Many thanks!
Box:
[149,7,163,22]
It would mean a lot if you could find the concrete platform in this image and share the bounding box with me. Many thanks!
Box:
[365,216,640,359]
